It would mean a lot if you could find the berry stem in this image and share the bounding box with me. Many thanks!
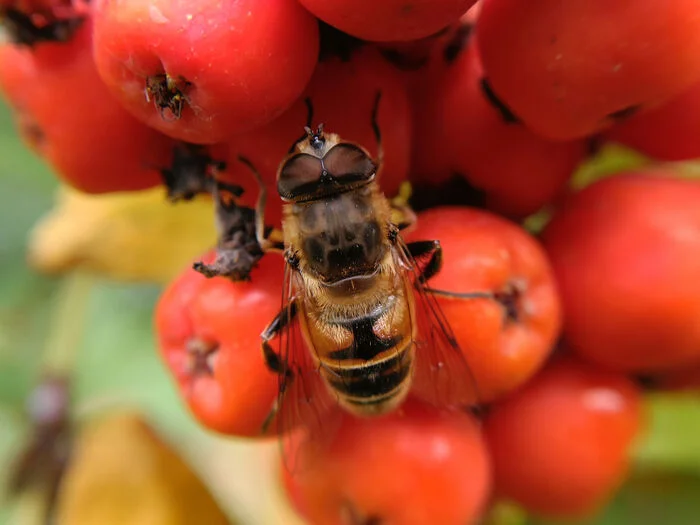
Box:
[43,271,94,376]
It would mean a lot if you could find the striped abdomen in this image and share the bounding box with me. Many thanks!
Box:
[300,274,417,416]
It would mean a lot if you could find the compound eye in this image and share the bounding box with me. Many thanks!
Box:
[277,153,323,200]
[323,143,376,183]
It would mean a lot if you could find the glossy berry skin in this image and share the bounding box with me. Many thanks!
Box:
[221,47,412,228]
[477,0,700,140]
[283,399,491,525]
[412,35,585,218]
[485,357,643,519]
[542,172,700,372]
[605,80,700,161]
[405,207,562,403]
[0,19,172,193]
[298,0,478,42]
[155,251,283,436]
[92,0,319,144]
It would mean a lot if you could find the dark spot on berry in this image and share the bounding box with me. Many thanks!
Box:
[469,403,489,419]
[318,20,365,62]
[378,47,429,71]
[607,104,641,122]
[480,78,520,124]
[443,23,474,63]
[586,134,605,157]
[634,374,659,391]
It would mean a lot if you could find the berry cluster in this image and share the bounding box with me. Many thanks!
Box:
[2,1,700,524]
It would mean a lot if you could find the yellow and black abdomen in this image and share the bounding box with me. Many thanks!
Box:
[299,276,417,416]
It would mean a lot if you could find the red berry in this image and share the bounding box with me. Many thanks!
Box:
[542,171,700,372]
[406,207,562,403]
[92,0,319,144]
[652,363,700,392]
[298,0,478,42]
[485,357,643,519]
[605,79,700,161]
[412,34,586,218]
[476,0,700,139]
[284,398,491,525]
[155,251,283,436]
[0,18,172,193]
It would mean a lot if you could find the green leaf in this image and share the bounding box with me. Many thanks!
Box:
[633,392,700,475]
[528,471,700,525]
[571,144,650,189]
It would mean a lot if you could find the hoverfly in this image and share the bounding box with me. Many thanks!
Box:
[243,95,492,462]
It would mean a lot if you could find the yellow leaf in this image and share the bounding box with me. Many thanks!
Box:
[27,186,216,284]
[55,412,233,525]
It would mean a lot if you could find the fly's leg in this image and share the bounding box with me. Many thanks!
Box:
[406,240,494,299]
[370,91,384,176]
[260,301,298,433]
[237,156,285,253]
[405,240,443,284]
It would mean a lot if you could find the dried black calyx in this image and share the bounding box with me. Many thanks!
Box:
[160,143,230,202]
[494,281,525,324]
[1,7,84,47]
[186,339,218,376]
[145,73,192,120]
[480,78,521,124]
[193,183,264,282]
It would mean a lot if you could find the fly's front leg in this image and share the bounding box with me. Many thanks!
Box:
[237,155,285,253]
[370,91,384,173]
[406,240,493,300]
[260,300,298,433]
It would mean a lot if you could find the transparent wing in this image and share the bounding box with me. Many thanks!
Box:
[272,262,342,474]
[391,236,483,410]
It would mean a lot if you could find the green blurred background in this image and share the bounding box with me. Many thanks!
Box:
[0,97,699,525]
[0,100,297,525]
